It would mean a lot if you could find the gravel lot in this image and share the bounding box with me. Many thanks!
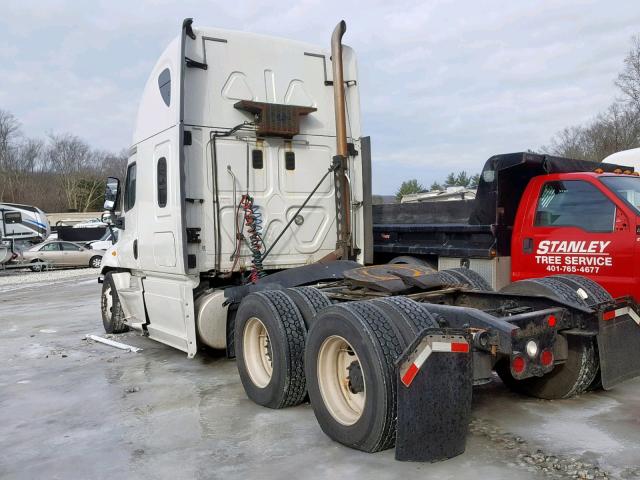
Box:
[0,267,98,291]
[1,276,639,480]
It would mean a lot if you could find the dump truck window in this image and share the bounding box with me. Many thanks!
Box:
[124,163,137,212]
[601,176,640,215]
[534,180,615,232]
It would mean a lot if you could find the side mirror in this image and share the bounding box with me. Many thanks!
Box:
[104,177,120,211]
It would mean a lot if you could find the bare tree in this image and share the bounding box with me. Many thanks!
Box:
[616,36,640,109]
[46,133,96,211]
[0,109,22,201]
[544,34,640,161]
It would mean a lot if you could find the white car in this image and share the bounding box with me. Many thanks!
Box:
[87,229,119,250]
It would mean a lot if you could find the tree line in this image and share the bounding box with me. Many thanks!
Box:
[0,110,127,213]
[396,172,480,201]
[396,34,640,201]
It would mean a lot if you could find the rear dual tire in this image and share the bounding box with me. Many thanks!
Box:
[235,290,308,409]
[306,298,439,452]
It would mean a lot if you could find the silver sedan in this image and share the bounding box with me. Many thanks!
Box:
[22,241,105,271]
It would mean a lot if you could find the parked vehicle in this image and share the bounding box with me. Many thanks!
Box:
[0,203,50,244]
[373,153,640,296]
[97,19,640,462]
[86,228,119,250]
[22,240,104,271]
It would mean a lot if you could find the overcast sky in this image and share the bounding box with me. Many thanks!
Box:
[1,0,639,194]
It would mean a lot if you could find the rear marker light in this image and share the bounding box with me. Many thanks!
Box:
[603,310,616,321]
[540,350,554,366]
[547,315,557,327]
[512,356,526,374]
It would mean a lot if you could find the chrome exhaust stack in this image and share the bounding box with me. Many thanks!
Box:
[330,20,352,260]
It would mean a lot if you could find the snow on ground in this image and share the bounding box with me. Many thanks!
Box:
[0,267,98,292]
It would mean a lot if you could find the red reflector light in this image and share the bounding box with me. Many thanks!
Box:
[603,310,616,321]
[401,363,419,387]
[540,349,554,366]
[451,342,469,353]
[547,315,557,327]
[512,356,526,374]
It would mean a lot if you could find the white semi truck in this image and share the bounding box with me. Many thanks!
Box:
[100,19,640,461]
[100,18,367,355]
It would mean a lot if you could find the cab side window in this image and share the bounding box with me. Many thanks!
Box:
[124,163,137,211]
[535,180,615,232]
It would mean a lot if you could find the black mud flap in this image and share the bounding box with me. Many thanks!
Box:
[598,304,640,389]
[395,328,472,462]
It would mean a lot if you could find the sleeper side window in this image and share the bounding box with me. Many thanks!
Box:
[124,163,137,212]
[534,180,615,233]
[158,68,171,107]
[157,157,167,208]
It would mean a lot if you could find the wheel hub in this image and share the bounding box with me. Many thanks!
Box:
[347,360,364,394]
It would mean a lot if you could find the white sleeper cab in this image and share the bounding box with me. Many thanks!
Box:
[99,19,370,358]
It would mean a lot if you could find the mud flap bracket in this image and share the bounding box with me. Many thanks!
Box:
[395,328,472,462]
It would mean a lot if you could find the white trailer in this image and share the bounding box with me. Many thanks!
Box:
[0,203,51,265]
[0,203,50,243]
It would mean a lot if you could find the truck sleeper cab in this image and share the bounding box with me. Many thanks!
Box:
[100,19,367,357]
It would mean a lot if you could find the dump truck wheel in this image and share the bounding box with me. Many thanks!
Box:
[305,301,404,452]
[499,277,589,306]
[441,267,494,291]
[497,277,598,398]
[551,275,613,391]
[235,290,307,409]
[282,287,332,329]
[495,334,598,399]
[550,274,612,307]
[388,256,436,271]
[101,272,129,334]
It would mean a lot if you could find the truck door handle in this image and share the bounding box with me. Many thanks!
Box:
[133,239,138,259]
[523,237,533,254]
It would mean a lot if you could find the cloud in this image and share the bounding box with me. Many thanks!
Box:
[0,0,639,194]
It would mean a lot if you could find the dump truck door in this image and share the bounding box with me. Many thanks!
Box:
[513,175,635,298]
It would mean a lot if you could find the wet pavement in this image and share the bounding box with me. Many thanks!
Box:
[1,278,639,479]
